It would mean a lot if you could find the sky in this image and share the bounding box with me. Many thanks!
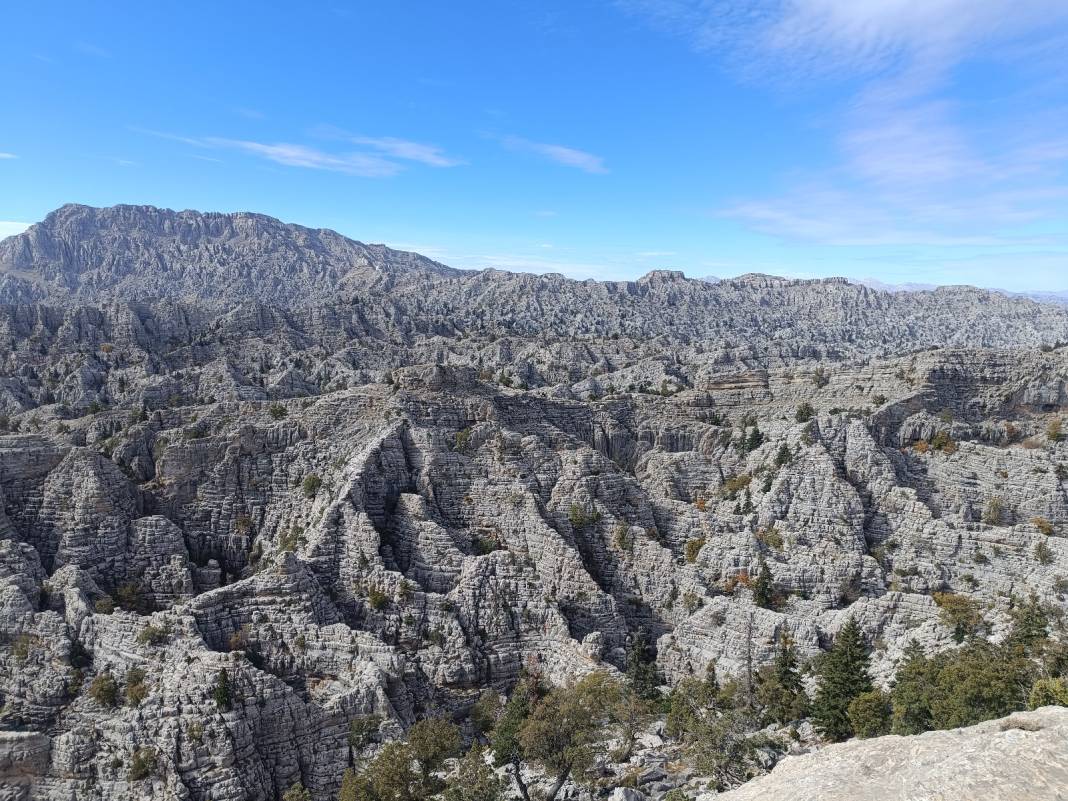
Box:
[2,1,1068,291]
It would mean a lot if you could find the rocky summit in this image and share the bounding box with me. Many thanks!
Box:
[1,204,1067,801]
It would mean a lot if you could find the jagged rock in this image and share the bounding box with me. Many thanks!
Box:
[1,204,1067,800]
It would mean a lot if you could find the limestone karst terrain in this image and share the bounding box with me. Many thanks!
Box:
[1,204,1067,800]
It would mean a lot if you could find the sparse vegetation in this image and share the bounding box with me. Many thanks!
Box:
[128,747,157,781]
[88,672,119,707]
[302,473,322,498]
[136,624,170,646]
[685,537,706,563]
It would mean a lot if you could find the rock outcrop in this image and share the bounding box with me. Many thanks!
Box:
[1,205,1066,800]
[715,706,1068,801]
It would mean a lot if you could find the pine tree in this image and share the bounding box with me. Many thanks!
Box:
[758,631,809,724]
[889,641,934,735]
[625,631,662,700]
[740,425,765,454]
[212,668,231,711]
[752,559,775,610]
[812,617,872,741]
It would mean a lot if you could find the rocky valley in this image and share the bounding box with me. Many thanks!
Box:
[1,205,1067,801]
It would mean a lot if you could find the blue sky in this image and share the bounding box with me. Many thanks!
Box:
[2,1,1068,290]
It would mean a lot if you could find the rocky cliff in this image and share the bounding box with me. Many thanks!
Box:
[0,205,1066,800]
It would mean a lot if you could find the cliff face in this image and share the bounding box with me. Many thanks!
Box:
[1,205,1066,800]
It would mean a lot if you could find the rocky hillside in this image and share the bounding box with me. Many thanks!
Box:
[1,205,1066,800]
[4,204,1068,353]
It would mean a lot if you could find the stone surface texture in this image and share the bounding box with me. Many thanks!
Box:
[0,204,1066,800]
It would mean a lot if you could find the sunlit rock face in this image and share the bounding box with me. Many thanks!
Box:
[1,204,1067,800]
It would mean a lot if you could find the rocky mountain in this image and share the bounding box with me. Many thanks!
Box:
[0,204,458,307]
[1,205,1067,800]
[4,204,1068,353]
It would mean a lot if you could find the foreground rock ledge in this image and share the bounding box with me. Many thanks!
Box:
[714,707,1068,801]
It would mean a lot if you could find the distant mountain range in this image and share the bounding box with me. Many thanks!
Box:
[2,204,1067,353]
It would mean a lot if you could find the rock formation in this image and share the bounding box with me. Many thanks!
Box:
[0,204,1066,800]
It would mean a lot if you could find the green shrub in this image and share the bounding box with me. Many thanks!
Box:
[982,496,1004,526]
[128,747,156,781]
[567,503,601,529]
[1035,540,1055,565]
[453,427,472,452]
[94,596,115,614]
[368,588,389,610]
[125,667,148,706]
[795,402,815,423]
[349,714,383,749]
[932,593,983,642]
[268,402,288,420]
[684,538,706,564]
[848,690,891,738]
[88,673,119,707]
[756,526,783,552]
[1029,677,1068,709]
[930,431,957,454]
[282,783,312,801]
[302,474,322,499]
[136,625,170,646]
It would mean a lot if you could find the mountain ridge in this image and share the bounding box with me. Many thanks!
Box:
[2,204,1067,357]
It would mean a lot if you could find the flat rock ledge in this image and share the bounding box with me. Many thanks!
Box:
[713,706,1068,801]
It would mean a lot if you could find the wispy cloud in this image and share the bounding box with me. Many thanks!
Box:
[134,127,461,177]
[345,135,464,167]
[502,136,608,173]
[626,1,1068,248]
[0,153,16,160]
[206,139,402,177]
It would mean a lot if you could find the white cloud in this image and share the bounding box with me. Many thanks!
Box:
[0,221,30,238]
[205,139,402,177]
[0,153,16,159]
[347,136,464,167]
[134,128,461,177]
[503,136,608,173]
[626,1,1068,248]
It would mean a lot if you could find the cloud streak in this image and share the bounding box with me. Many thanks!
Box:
[503,136,608,173]
[626,1,1068,249]
[0,153,16,159]
[134,128,462,177]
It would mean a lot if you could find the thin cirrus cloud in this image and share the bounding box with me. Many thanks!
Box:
[624,1,1068,248]
[133,127,462,177]
[0,152,16,159]
[502,136,608,174]
[346,136,465,168]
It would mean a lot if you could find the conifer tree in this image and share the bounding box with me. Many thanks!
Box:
[758,631,809,724]
[812,617,872,741]
[752,559,775,610]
